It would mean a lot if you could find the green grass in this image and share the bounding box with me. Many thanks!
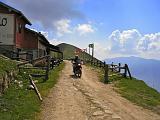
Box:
[37,63,65,97]
[88,64,160,114]
[58,43,78,59]
[0,62,65,120]
[114,77,160,114]
[0,57,17,77]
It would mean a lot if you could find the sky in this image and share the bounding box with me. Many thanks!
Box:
[1,0,160,60]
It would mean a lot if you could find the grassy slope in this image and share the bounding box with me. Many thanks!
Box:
[0,62,65,120]
[115,77,160,114]
[0,56,17,77]
[58,43,76,59]
[87,64,160,114]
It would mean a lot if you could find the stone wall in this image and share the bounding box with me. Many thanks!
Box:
[0,45,15,58]
[0,70,16,95]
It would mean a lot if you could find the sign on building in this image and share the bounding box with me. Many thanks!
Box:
[89,43,94,48]
[0,14,14,45]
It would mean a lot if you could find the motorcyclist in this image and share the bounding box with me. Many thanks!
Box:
[72,55,81,73]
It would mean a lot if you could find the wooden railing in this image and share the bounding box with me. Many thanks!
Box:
[85,59,132,83]
[17,55,63,101]
[18,55,63,81]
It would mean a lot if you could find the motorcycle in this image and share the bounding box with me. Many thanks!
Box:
[73,62,82,78]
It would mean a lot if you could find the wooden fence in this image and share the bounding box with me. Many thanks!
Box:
[18,55,63,81]
[85,59,132,83]
[17,55,63,101]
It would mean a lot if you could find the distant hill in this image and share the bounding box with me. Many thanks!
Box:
[57,43,78,59]
[105,56,160,92]
[57,43,98,61]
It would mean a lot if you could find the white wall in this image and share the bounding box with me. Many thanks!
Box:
[0,14,14,45]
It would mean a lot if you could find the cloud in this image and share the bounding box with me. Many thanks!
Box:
[54,19,72,36]
[88,42,124,60]
[93,42,108,60]
[4,0,84,30]
[108,29,141,54]
[107,29,160,59]
[76,24,94,35]
[50,38,64,45]
[137,33,160,52]
[29,28,49,38]
[39,31,49,38]
[136,32,160,59]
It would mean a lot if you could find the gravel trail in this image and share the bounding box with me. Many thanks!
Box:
[40,61,160,120]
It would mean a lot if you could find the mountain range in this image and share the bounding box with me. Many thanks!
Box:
[105,56,160,92]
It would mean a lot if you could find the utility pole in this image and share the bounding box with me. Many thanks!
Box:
[92,44,94,63]
[89,43,94,64]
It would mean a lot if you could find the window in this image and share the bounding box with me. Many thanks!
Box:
[17,23,22,33]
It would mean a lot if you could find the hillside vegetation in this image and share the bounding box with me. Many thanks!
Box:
[58,43,98,61]
[0,56,17,77]
[115,77,160,114]
[88,64,160,115]
[106,56,160,92]
[0,57,65,120]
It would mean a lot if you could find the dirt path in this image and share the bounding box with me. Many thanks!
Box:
[40,61,160,120]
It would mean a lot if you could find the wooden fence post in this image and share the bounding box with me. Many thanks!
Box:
[111,62,114,72]
[45,56,50,81]
[103,61,105,68]
[93,59,95,66]
[118,63,121,72]
[100,61,102,68]
[29,75,42,101]
[104,62,109,84]
[124,64,127,78]
[126,64,132,79]
[61,52,63,61]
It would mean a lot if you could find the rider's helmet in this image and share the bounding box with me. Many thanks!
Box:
[75,55,79,59]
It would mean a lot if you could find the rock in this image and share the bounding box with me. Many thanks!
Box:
[33,80,38,83]
[103,106,110,110]
[112,114,121,120]
[27,85,34,90]
[93,111,104,116]
[18,81,23,84]
[14,80,18,83]
[84,92,93,97]
[73,87,78,91]
[85,117,88,120]
[104,110,112,115]
[96,115,105,120]
[91,100,101,105]
[88,97,94,101]
[3,108,7,112]
[19,84,23,88]
[91,106,97,109]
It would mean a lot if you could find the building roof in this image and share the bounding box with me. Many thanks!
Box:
[25,28,61,52]
[25,28,38,35]
[49,44,61,52]
[25,28,50,45]
[38,32,50,45]
[0,1,31,25]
